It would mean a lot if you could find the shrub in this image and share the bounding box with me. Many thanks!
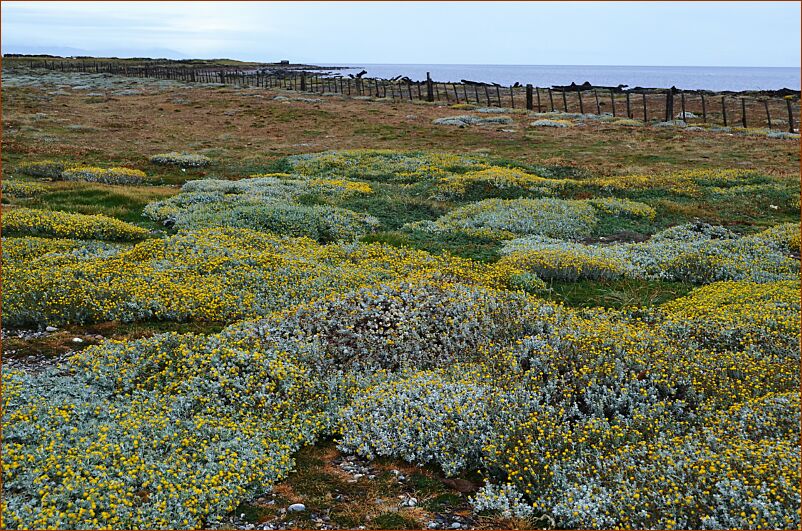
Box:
[254,281,541,372]
[499,248,628,281]
[660,280,801,356]
[529,119,573,128]
[286,150,491,182]
[587,197,656,220]
[2,180,47,197]
[434,166,558,200]
[471,484,535,520]
[2,207,150,241]
[433,115,514,126]
[149,152,211,167]
[17,160,65,178]
[501,223,799,284]
[145,176,377,240]
[172,201,379,242]
[752,222,800,253]
[434,198,598,240]
[338,371,535,476]
[2,331,330,529]
[2,228,524,327]
[62,165,146,184]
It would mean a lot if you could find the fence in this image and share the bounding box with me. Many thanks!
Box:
[15,59,802,132]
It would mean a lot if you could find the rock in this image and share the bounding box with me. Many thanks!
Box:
[450,523,462,529]
[353,473,364,479]
[428,523,439,529]
[407,497,417,507]
[72,337,84,343]
[45,326,58,332]
[288,503,306,512]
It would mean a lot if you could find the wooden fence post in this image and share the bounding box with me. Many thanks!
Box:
[625,92,631,118]
[525,84,533,111]
[721,96,728,127]
[787,99,795,133]
[562,89,568,112]
[764,100,771,129]
[594,90,601,114]
[535,87,542,112]
[548,88,555,112]
[609,90,616,117]
[701,94,707,122]
[495,85,502,107]
[680,93,686,121]
[426,72,434,102]
[665,90,673,121]
[509,86,515,108]
[300,74,306,91]
[577,88,584,114]
[741,98,747,128]
[642,93,648,121]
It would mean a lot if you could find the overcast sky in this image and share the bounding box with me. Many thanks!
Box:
[2,1,800,67]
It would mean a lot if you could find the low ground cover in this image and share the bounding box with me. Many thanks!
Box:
[2,63,800,531]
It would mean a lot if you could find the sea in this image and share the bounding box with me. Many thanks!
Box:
[319,64,800,92]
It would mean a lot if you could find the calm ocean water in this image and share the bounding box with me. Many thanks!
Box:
[321,64,799,92]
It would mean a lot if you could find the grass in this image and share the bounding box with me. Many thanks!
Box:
[5,181,178,224]
[543,278,696,309]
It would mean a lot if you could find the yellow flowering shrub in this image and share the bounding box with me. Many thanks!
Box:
[499,249,628,281]
[1,180,47,198]
[435,167,560,199]
[3,207,150,241]
[17,159,65,178]
[2,228,530,327]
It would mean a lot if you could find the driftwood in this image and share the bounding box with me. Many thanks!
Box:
[551,81,629,93]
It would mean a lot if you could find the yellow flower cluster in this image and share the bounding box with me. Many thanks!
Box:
[3,207,150,241]
[435,167,557,199]
[2,227,531,327]
[17,159,65,178]
[307,178,373,195]
[2,180,47,198]
[2,330,331,529]
[499,249,627,281]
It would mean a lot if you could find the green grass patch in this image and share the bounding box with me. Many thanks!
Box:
[9,182,177,224]
[542,278,695,309]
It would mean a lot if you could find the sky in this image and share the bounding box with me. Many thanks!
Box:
[2,1,800,67]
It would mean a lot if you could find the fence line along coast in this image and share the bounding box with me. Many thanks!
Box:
[9,56,801,132]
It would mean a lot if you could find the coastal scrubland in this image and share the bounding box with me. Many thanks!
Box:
[2,64,800,530]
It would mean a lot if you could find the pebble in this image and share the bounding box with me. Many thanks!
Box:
[450,523,462,529]
[72,337,84,343]
[45,326,58,332]
[288,503,306,512]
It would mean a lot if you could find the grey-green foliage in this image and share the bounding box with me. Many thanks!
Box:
[144,176,378,242]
